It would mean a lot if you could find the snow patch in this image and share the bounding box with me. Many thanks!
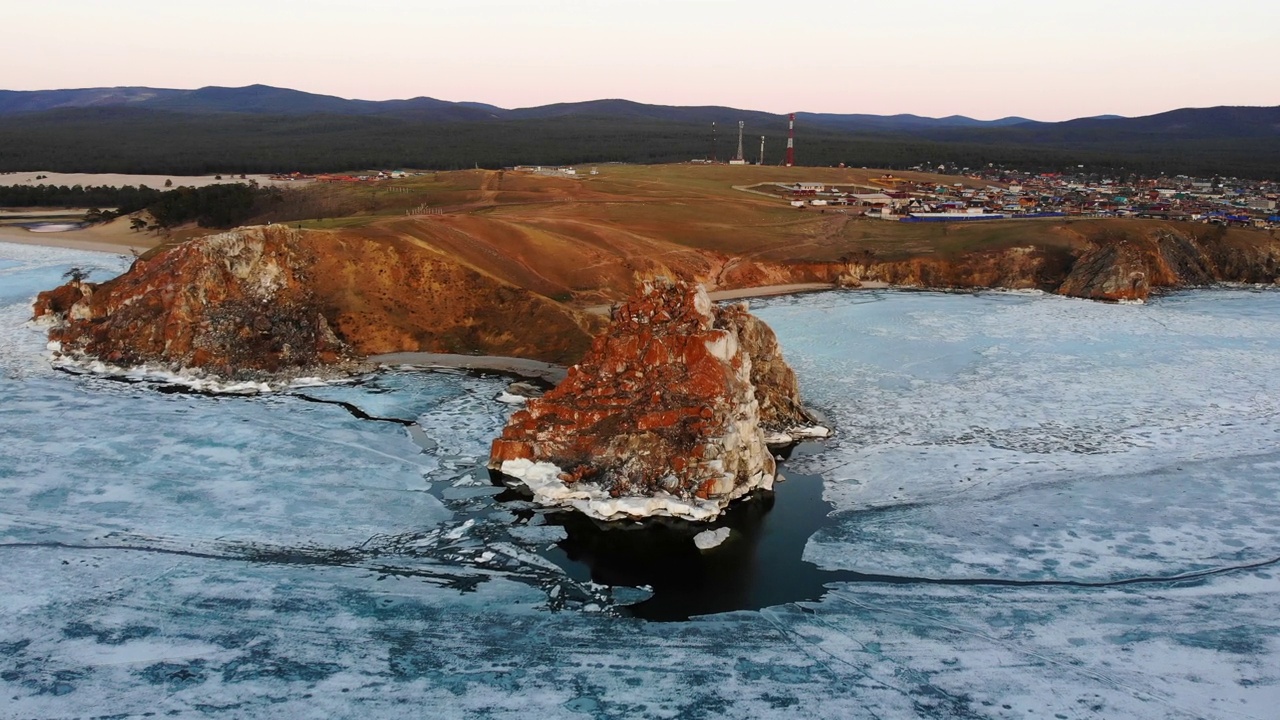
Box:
[44,353,342,395]
[790,425,831,439]
[498,458,772,522]
[693,527,731,550]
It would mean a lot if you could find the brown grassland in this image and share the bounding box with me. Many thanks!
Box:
[117,163,1268,307]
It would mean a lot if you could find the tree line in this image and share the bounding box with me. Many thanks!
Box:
[0,181,274,229]
[0,183,164,212]
[146,184,267,228]
[0,108,1276,180]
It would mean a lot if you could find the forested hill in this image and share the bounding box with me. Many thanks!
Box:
[0,85,1276,178]
[0,85,1025,128]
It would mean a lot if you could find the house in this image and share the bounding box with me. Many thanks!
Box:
[850,193,893,206]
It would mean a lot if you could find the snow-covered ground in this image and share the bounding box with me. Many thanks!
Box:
[2,241,1278,718]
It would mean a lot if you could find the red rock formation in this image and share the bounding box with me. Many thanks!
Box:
[831,225,1280,302]
[33,225,599,380]
[489,278,823,522]
[849,246,1068,292]
[1056,228,1280,301]
[31,279,91,320]
[1057,239,1153,301]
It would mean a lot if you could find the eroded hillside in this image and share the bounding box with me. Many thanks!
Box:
[36,165,1280,374]
[263,166,1279,305]
[36,225,600,378]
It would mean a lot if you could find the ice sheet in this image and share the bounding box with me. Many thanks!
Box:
[5,244,1280,718]
[753,290,1280,579]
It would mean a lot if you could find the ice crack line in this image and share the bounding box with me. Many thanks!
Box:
[0,540,484,588]
[4,542,1276,591]
[290,392,417,426]
[824,553,1280,590]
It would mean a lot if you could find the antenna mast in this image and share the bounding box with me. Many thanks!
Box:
[758,136,765,165]
[735,121,745,163]
[786,113,795,167]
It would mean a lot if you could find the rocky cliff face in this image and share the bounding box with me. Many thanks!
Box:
[1056,240,1153,301]
[489,278,824,522]
[713,304,822,440]
[845,245,1065,293]
[1056,228,1280,301]
[33,225,599,379]
[828,225,1280,302]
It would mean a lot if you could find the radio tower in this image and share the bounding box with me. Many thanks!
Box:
[786,113,795,167]
[735,121,745,163]
[711,122,717,162]
[758,136,765,165]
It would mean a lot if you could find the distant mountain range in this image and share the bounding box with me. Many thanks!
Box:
[0,84,1050,130]
[0,85,1276,178]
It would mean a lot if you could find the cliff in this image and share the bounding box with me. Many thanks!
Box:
[1055,227,1280,301]
[824,224,1280,302]
[33,225,600,379]
[713,304,823,439]
[489,278,825,522]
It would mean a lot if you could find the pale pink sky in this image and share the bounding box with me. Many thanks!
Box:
[3,0,1275,120]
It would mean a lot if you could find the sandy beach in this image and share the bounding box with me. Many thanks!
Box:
[708,282,891,301]
[0,171,309,190]
[369,352,568,383]
[584,281,889,315]
[0,170,312,253]
[0,224,156,256]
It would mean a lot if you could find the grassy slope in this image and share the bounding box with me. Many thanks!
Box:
[227,164,1269,307]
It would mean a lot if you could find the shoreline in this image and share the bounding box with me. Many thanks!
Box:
[370,284,896,383]
[709,282,892,301]
[0,171,309,190]
[0,227,153,256]
[369,352,569,384]
[583,281,891,315]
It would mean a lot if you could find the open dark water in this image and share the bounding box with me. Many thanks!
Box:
[539,444,845,620]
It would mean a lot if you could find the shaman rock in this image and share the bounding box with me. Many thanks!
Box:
[490,278,825,521]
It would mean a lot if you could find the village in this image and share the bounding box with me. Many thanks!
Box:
[268,162,1280,232]
[764,168,1280,230]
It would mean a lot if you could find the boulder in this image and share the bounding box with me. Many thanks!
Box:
[489,278,825,522]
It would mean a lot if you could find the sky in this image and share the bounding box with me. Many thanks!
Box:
[2,0,1275,121]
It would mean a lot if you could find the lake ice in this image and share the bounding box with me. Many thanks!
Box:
[2,241,1278,718]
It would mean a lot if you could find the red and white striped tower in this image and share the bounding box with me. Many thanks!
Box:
[785,113,795,167]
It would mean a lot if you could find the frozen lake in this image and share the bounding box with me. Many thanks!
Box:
[2,240,1278,718]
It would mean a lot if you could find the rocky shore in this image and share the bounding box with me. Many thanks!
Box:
[26,218,1280,523]
[32,225,600,381]
[831,225,1280,302]
[489,278,827,522]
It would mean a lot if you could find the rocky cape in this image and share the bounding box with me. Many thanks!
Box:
[489,278,827,523]
[32,225,601,381]
[31,221,1280,385]
[736,223,1280,303]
